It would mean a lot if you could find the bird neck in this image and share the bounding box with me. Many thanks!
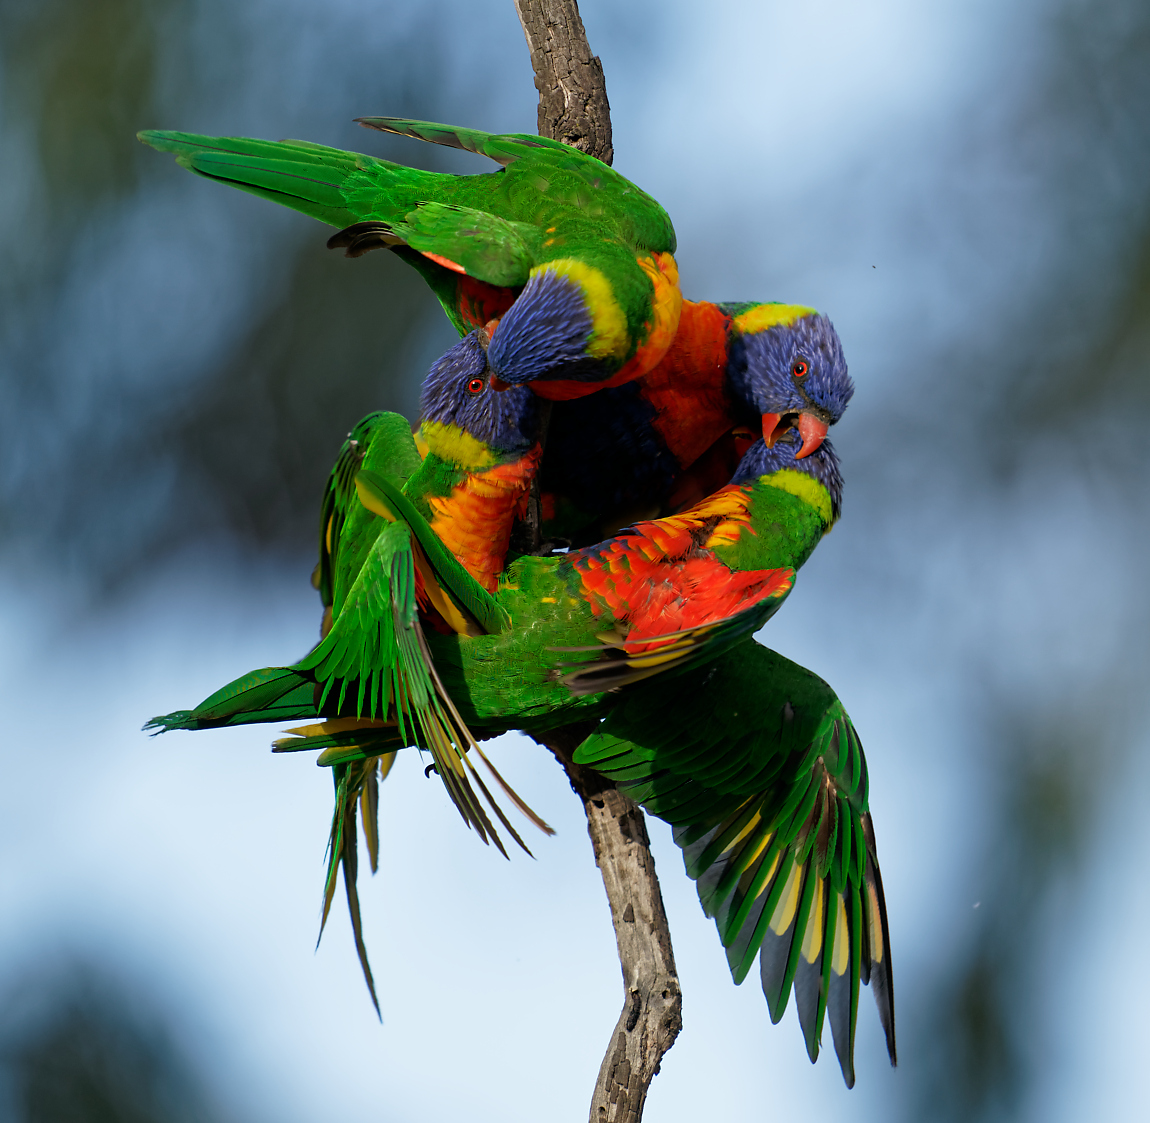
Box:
[732,438,842,524]
[418,421,506,472]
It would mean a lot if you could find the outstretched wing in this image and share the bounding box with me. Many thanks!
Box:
[356,117,576,167]
[573,643,895,1087]
[137,131,386,228]
[557,487,795,693]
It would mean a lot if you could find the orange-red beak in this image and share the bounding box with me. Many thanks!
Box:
[761,412,787,448]
[761,411,829,458]
[795,412,828,459]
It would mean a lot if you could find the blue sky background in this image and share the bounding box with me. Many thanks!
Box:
[1,1,1148,1119]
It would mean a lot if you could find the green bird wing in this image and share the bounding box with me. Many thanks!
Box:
[317,411,422,610]
[306,485,549,829]
[356,117,676,254]
[328,204,542,289]
[573,643,895,1088]
[355,468,510,635]
[356,116,581,167]
[138,131,393,229]
[389,203,542,287]
[145,666,317,732]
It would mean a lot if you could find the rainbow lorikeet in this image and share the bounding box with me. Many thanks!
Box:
[155,419,841,751]
[148,432,836,1007]
[573,641,895,1088]
[405,328,542,591]
[147,424,823,1007]
[334,304,850,603]
[540,300,853,544]
[137,119,682,398]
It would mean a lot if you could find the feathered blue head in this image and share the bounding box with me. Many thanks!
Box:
[723,306,853,458]
[419,330,540,455]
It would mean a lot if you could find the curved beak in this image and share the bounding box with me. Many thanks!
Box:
[760,411,829,457]
[480,319,511,390]
[795,412,828,459]
[761,413,788,448]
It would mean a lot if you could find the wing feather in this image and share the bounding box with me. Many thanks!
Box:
[572,641,895,1085]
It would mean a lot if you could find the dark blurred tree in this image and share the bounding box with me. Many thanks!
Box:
[0,0,189,288]
[0,962,232,1123]
[164,239,450,552]
[0,0,457,590]
[894,1,1150,1117]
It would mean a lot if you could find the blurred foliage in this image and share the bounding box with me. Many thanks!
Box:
[910,698,1114,1122]
[0,0,190,289]
[943,0,1150,454]
[0,961,231,1123]
[0,0,453,587]
[896,1,1150,1118]
[1,0,178,205]
[165,240,446,551]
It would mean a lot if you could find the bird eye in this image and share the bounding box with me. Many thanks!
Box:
[792,360,809,378]
[466,377,485,394]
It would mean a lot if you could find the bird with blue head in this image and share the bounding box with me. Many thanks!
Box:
[539,300,854,543]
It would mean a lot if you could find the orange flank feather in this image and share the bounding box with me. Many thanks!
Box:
[571,485,790,652]
[530,252,683,401]
[427,446,543,592]
[630,484,754,555]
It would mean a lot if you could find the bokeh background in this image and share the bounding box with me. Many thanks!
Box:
[1,0,1147,1119]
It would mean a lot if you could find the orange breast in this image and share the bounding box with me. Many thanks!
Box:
[641,300,734,467]
[427,446,542,592]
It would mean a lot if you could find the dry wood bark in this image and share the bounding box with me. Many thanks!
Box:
[513,3,683,1118]
[537,726,682,1123]
[513,0,613,164]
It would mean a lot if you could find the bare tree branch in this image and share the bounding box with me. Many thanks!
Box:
[537,727,682,1123]
[513,0,613,164]
[513,6,681,1115]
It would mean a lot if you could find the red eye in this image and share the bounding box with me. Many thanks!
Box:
[792,360,808,378]
[467,377,485,394]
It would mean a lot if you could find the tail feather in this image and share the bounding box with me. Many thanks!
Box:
[318,760,382,1018]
